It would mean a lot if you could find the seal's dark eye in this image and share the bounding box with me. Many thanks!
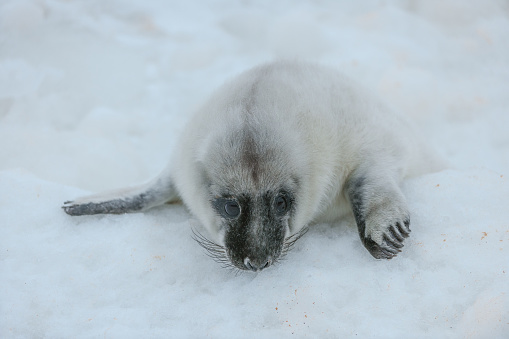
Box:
[275,195,288,214]
[224,201,240,217]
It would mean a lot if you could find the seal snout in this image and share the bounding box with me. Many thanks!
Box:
[244,256,272,272]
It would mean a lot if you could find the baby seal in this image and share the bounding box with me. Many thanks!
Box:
[63,61,439,271]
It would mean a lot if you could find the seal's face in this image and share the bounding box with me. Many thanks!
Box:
[212,189,294,271]
[195,125,309,272]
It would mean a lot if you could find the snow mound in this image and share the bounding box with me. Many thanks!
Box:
[1,169,507,338]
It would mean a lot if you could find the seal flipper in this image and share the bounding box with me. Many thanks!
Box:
[345,167,411,259]
[62,174,179,216]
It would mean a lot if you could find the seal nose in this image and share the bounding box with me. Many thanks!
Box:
[244,257,272,272]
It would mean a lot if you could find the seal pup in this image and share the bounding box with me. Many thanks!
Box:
[63,61,440,271]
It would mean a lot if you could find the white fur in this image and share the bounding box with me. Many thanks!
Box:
[168,61,441,242]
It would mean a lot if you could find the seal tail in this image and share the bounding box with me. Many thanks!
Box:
[62,172,179,216]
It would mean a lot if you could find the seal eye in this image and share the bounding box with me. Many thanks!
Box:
[224,201,240,218]
[275,195,288,214]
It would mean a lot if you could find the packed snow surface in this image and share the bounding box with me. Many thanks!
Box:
[1,1,508,338]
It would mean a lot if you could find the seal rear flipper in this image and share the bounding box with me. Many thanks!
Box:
[62,175,179,216]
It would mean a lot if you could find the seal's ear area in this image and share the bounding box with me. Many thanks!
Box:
[195,133,215,164]
[193,133,228,183]
[62,175,179,216]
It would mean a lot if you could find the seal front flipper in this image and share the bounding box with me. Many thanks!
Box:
[345,167,411,259]
[62,173,179,216]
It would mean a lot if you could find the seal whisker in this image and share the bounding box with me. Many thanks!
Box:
[191,228,230,268]
[233,267,245,277]
[284,226,308,248]
[280,226,309,259]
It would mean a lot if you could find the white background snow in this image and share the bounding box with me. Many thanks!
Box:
[1,0,508,338]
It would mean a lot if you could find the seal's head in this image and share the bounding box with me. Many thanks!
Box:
[194,124,308,271]
[211,185,297,271]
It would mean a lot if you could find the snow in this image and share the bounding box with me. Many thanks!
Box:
[1,0,508,338]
